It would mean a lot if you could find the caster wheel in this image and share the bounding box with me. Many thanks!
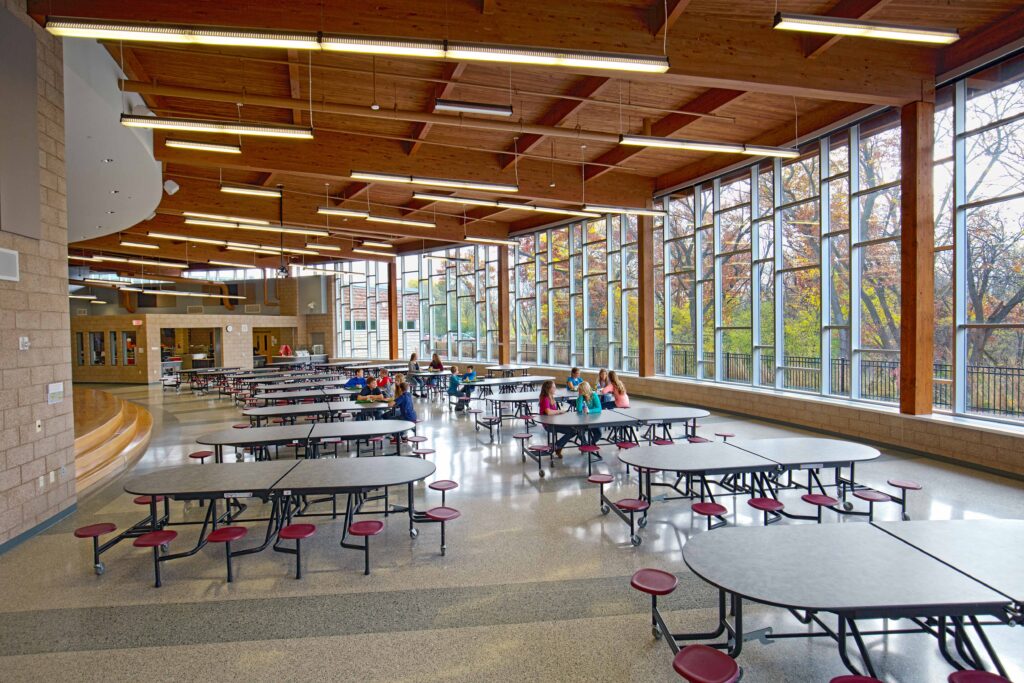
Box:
[410,528,419,538]
[538,470,545,478]
[843,501,854,511]
[638,517,648,529]
[441,547,447,557]
[94,562,105,576]
[600,504,610,515]
[160,543,169,553]
[902,513,910,521]
[630,535,642,547]
[652,627,662,639]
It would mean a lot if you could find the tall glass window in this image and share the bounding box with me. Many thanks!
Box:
[335,261,389,359]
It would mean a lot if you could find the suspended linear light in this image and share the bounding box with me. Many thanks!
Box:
[183,211,271,225]
[121,114,313,139]
[220,184,282,198]
[464,236,518,247]
[128,258,189,269]
[412,192,496,208]
[68,255,101,262]
[185,218,239,229]
[208,260,256,268]
[742,144,800,159]
[69,294,96,300]
[583,204,667,217]
[225,241,265,249]
[88,300,105,305]
[45,17,321,49]
[148,232,227,246]
[317,206,370,218]
[352,248,396,258]
[120,287,144,292]
[84,276,173,285]
[282,247,320,256]
[294,265,346,275]
[772,12,959,45]
[166,139,241,154]
[445,41,670,73]
[307,243,341,251]
[141,288,247,300]
[366,216,436,228]
[91,255,127,262]
[236,224,328,237]
[361,241,393,248]
[321,34,446,58]
[412,192,598,218]
[352,170,517,193]
[530,206,601,218]
[227,246,280,256]
[619,134,745,154]
[119,240,161,249]
[434,99,513,117]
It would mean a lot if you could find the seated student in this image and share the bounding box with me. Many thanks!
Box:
[600,370,630,408]
[387,382,417,422]
[447,364,465,411]
[408,353,423,394]
[343,369,367,390]
[408,353,420,373]
[427,353,445,389]
[566,367,583,391]
[595,368,615,409]
[539,380,572,458]
[458,365,477,401]
[356,377,387,419]
[378,369,394,397]
[575,382,602,445]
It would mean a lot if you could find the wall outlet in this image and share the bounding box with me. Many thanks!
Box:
[35,419,42,433]
[18,336,30,351]
[60,465,67,478]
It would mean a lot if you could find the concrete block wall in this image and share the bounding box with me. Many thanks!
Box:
[0,0,76,546]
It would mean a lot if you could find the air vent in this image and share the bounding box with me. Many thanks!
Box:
[186,305,204,314]
[0,247,18,282]
[76,307,88,316]
[244,304,262,314]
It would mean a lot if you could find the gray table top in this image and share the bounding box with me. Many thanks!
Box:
[196,424,313,447]
[534,410,639,429]
[345,362,407,371]
[242,403,337,418]
[731,437,880,466]
[330,400,392,412]
[180,367,239,375]
[683,524,1008,616]
[485,364,530,372]
[408,369,453,377]
[309,419,415,440]
[274,456,435,493]
[618,442,775,473]
[255,380,348,392]
[485,388,574,403]
[463,375,555,387]
[611,406,711,423]
[257,388,357,402]
[124,461,299,497]
[873,519,1024,603]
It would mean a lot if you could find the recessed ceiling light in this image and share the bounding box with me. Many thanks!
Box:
[102,158,113,163]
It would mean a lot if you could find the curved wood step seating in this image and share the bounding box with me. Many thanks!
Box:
[73,389,153,495]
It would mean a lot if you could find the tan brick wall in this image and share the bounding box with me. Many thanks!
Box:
[302,282,336,357]
[0,0,76,545]
[528,365,1024,478]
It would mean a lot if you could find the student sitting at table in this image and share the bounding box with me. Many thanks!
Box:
[600,370,630,408]
[344,369,367,390]
[576,382,602,445]
[378,368,394,397]
[408,353,420,373]
[539,380,572,458]
[429,353,444,371]
[447,364,464,410]
[595,368,615,409]
[566,367,583,391]
[359,377,387,402]
[387,382,417,422]
[408,353,422,394]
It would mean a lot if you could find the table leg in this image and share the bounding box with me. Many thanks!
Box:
[407,482,418,538]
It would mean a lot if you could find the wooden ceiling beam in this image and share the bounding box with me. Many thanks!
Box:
[499,75,610,171]
[101,44,165,113]
[647,0,693,38]
[802,0,896,59]
[286,49,304,124]
[938,5,1024,75]
[584,87,744,181]
[407,62,467,156]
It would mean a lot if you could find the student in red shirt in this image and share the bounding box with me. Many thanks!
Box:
[539,380,572,458]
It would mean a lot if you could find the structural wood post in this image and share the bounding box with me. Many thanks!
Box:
[497,246,511,364]
[899,100,935,415]
[638,213,656,376]
[387,262,399,360]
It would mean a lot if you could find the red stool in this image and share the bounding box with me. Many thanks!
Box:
[74,522,116,575]
[413,448,435,459]
[207,525,248,582]
[348,520,385,575]
[278,523,316,579]
[616,441,639,450]
[188,450,213,463]
[428,479,458,506]
[672,644,739,683]
[425,506,460,556]
[653,438,674,445]
[853,489,892,521]
[232,423,249,429]
[714,432,735,442]
[692,501,728,530]
[407,435,428,445]
[580,444,601,475]
[587,473,614,514]
[631,568,678,639]
[948,672,1012,683]
[801,493,838,523]
[133,495,167,528]
[615,498,649,546]
[687,436,711,444]
[887,479,922,520]
[747,497,784,525]
[133,529,177,587]
[831,677,885,683]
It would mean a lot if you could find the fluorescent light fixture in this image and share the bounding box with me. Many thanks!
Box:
[434,99,513,117]
[352,248,395,258]
[92,255,128,262]
[317,206,370,218]
[208,260,255,268]
[120,287,144,292]
[121,114,313,139]
[361,241,393,248]
[226,241,264,250]
[530,206,601,218]
[237,225,328,237]
[183,211,271,225]
[88,299,105,305]
[227,246,280,256]
[367,216,436,228]
[307,243,341,251]
[772,12,959,45]
[619,134,744,154]
[464,236,518,247]
[119,240,161,249]
[583,204,668,217]
[412,192,496,208]
[742,144,800,159]
[412,192,597,218]
[282,247,320,256]
[321,34,445,58]
[352,170,517,193]
[220,185,281,198]
[445,41,669,73]
[46,17,321,49]
[148,232,227,246]
[141,288,247,300]
[69,294,96,300]
[69,255,100,262]
[185,218,239,229]
[166,139,241,154]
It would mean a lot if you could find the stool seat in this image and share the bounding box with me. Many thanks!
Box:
[133,495,164,505]
[232,423,249,429]
[714,432,735,438]
[672,644,740,683]
[948,672,1012,683]
[279,523,316,540]
[692,502,728,517]
[466,409,482,415]
[616,441,638,449]
[579,444,601,453]
[188,450,214,461]
[887,478,922,490]
[687,436,711,444]
[349,520,384,536]
[406,436,428,443]
[747,497,784,512]
[413,449,436,457]
[133,530,177,548]
[831,677,885,683]
[854,489,891,503]
[512,433,533,440]
[425,506,461,522]
[207,526,248,543]
[587,473,613,484]
[652,438,674,445]
[429,480,459,492]
[527,444,552,453]
[74,522,116,538]
[630,568,678,596]
[802,493,839,507]
[615,498,650,513]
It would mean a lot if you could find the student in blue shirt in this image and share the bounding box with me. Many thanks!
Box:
[448,364,466,411]
[387,382,417,422]
[343,369,367,390]
[357,377,387,419]
[566,367,583,391]
[575,381,602,445]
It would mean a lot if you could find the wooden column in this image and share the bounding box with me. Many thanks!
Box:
[899,100,935,415]
[387,261,399,360]
[637,213,656,376]
[497,246,511,364]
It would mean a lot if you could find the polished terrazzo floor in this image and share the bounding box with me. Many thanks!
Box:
[0,382,1021,682]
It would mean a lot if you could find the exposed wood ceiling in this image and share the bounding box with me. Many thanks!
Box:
[30,0,1023,272]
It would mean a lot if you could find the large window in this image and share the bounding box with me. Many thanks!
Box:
[336,261,389,359]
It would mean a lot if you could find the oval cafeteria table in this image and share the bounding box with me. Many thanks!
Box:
[609,406,710,440]
[308,419,416,457]
[196,424,314,462]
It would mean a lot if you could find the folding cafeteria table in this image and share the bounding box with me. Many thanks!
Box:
[308,419,416,457]
[196,424,314,462]
[610,406,710,440]
[484,388,574,421]
[242,402,340,426]
[254,378,349,392]
[677,522,1023,678]
[256,387,357,405]
[533,410,642,475]
[461,375,555,397]
[484,364,531,377]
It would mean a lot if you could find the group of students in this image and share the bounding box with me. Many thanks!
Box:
[406,353,478,410]
[339,367,417,423]
[540,367,630,457]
